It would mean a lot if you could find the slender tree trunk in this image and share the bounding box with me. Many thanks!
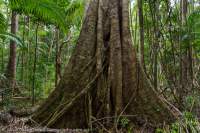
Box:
[179,0,188,107]
[21,16,26,83]
[55,28,61,86]
[32,0,180,129]
[26,16,31,88]
[137,0,145,70]
[134,12,138,49]
[32,24,39,106]
[6,11,18,90]
[1,42,4,72]
[149,1,160,90]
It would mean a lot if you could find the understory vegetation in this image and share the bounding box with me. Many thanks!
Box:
[0,0,199,132]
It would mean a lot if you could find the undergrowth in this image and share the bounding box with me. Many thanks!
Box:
[156,112,200,133]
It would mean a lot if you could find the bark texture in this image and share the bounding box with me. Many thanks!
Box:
[32,0,180,129]
[6,11,18,89]
[138,0,145,70]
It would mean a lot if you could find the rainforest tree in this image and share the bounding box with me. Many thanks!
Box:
[32,0,180,129]
[0,0,199,132]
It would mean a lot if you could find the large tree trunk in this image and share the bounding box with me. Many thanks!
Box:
[6,11,18,89]
[32,0,180,129]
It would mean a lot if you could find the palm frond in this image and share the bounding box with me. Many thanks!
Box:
[9,0,67,32]
[0,32,24,47]
[65,0,84,28]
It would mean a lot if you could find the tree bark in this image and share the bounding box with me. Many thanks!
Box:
[179,0,190,108]
[6,11,18,90]
[138,0,145,70]
[32,0,180,129]
[20,16,26,83]
[55,28,61,86]
[32,24,39,106]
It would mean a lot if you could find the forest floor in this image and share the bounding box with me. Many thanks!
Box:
[0,97,200,133]
[0,115,89,133]
[0,116,155,133]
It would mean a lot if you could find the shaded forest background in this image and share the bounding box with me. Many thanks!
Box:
[0,0,200,132]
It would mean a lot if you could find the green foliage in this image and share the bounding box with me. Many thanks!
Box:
[65,0,84,29]
[0,0,198,130]
[120,117,130,128]
[156,112,200,133]
[0,32,23,46]
[9,0,67,32]
[0,12,7,33]
[0,11,23,46]
[0,0,84,103]
[180,8,200,51]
